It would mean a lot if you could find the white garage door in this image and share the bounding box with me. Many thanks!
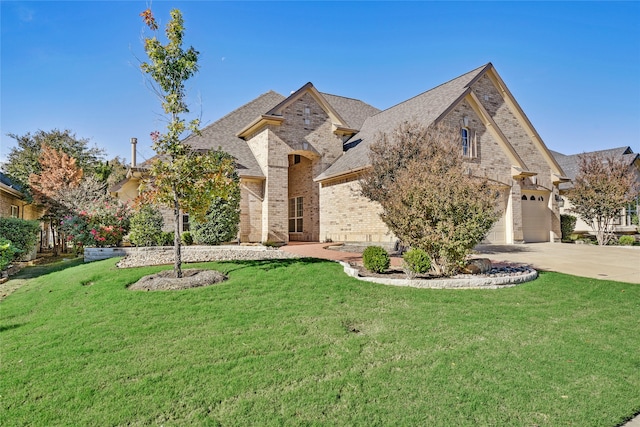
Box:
[521,191,550,242]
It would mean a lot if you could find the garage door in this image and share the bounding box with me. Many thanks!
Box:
[521,191,550,242]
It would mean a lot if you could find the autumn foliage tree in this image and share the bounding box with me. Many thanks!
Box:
[28,144,84,254]
[360,122,502,276]
[567,153,639,246]
[140,8,240,277]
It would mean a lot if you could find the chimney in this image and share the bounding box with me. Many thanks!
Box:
[130,137,137,167]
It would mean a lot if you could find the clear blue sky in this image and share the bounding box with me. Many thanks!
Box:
[2,1,639,166]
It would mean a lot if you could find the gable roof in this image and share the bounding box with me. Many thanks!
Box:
[551,146,639,190]
[316,64,491,181]
[183,90,286,178]
[236,83,380,138]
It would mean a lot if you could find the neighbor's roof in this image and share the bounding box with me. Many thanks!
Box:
[551,146,639,190]
[316,63,491,181]
[183,90,286,178]
[0,171,24,196]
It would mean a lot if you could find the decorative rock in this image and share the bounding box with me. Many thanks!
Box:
[462,258,492,274]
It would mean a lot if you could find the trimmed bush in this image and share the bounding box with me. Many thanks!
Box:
[0,217,40,260]
[402,248,431,275]
[192,197,240,245]
[128,204,164,247]
[618,235,635,246]
[362,246,390,273]
[560,214,577,241]
[181,231,193,246]
[0,238,19,271]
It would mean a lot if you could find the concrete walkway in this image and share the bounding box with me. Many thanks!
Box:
[282,242,640,284]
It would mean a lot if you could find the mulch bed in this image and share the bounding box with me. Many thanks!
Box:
[128,269,227,291]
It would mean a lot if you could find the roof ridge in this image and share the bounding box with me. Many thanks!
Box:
[370,63,490,117]
[193,90,285,135]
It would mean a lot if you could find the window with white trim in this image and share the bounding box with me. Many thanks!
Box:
[288,197,303,233]
[11,205,19,218]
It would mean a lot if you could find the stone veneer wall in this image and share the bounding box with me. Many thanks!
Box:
[84,245,297,264]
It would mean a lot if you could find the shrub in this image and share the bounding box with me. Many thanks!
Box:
[181,231,193,246]
[560,214,577,241]
[0,238,19,271]
[160,232,174,246]
[362,246,390,273]
[128,204,164,246]
[192,197,240,245]
[618,235,635,246]
[0,217,40,260]
[61,202,130,248]
[402,248,431,276]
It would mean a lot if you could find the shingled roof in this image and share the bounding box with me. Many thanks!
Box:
[551,146,639,190]
[316,63,491,181]
[183,91,286,178]
[319,93,380,131]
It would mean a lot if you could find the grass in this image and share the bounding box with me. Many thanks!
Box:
[1,257,639,426]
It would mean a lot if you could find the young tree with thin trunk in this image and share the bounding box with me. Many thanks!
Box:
[567,153,638,246]
[139,8,239,278]
[361,122,502,276]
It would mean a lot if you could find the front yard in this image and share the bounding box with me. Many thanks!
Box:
[1,258,638,426]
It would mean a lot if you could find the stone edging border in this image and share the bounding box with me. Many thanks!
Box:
[338,261,538,289]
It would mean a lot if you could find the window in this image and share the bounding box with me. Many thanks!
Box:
[461,128,469,157]
[288,197,303,233]
[461,128,477,158]
[293,154,301,164]
[521,195,527,201]
[10,205,19,218]
[303,106,311,125]
[182,214,190,232]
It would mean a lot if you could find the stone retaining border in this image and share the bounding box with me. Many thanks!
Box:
[339,261,538,289]
[84,246,298,268]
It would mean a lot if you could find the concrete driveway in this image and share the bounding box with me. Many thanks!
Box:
[474,242,640,284]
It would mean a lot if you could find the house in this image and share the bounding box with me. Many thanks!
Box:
[0,172,44,221]
[0,171,46,258]
[112,63,569,245]
[552,147,640,234]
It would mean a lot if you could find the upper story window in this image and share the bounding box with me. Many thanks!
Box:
[11,205,19,218]
[461,127,477,158]
[303,106,311,125]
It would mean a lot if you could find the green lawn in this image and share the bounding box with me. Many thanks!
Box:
[1,257,639,426]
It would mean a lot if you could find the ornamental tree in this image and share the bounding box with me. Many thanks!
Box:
[3,129,104,195]
[360,122,502,276]
[567,153,639,246]
[139,8,239,277]
[29,143,84,254]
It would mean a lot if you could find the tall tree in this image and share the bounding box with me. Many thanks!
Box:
[29,144,84,254]
[567,153,638,246]
[3,129,104,194]
[140,8,239,277]
[361,122,502,276]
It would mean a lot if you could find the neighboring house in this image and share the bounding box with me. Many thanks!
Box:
[552,147,640,234]
[0,172,43,221]
[112,63,569,245]
[0,171,46,258]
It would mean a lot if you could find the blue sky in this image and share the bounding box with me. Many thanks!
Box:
[1,1,639,166]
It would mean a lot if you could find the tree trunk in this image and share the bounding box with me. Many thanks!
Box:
[173,189,182,278]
